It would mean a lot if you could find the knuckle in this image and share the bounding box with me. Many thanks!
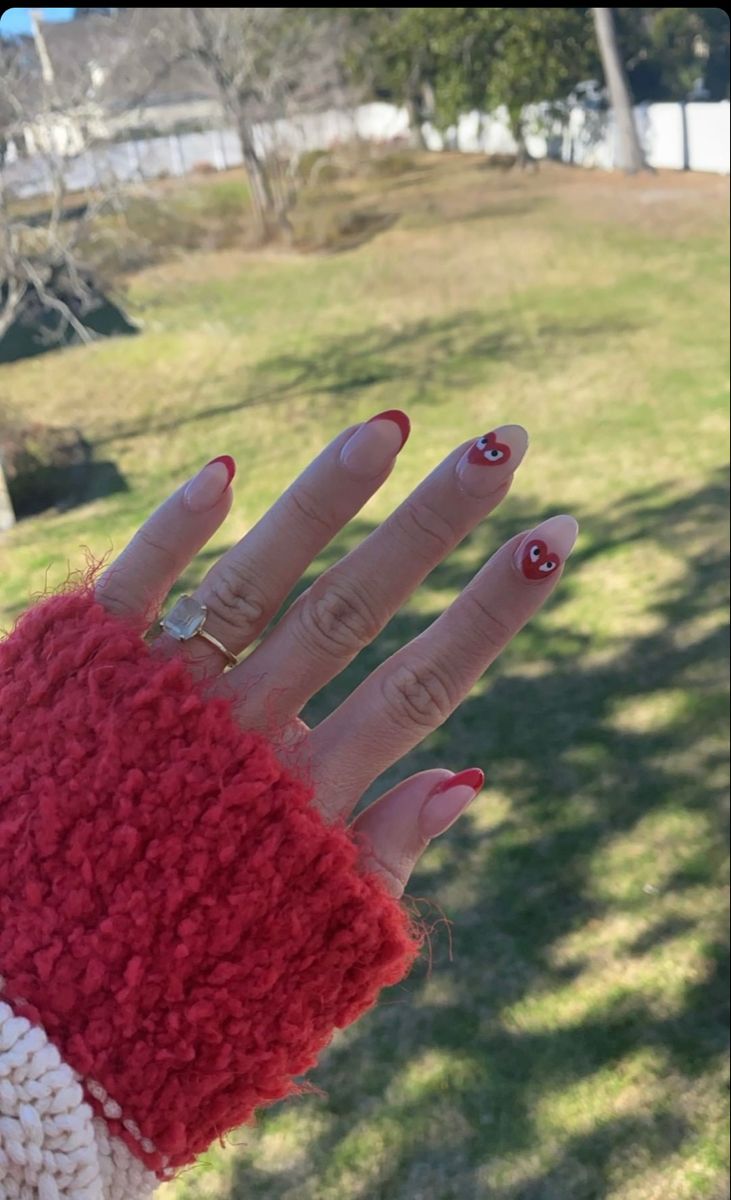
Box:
[361,848,406,898]
[462,591,511,651]
[94,581,135,620]
[134,528,179,576]
[389,497,456,559]
[381,661,455,733]
[282,484,332,536]
[297,578,380,660]
[203,559,270,637]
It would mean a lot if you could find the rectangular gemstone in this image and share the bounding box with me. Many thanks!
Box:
[164,595,206,639]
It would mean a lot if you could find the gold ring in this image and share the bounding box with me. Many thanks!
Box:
[160,594,238,668]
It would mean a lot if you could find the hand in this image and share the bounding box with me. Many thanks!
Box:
[95,411,578,898]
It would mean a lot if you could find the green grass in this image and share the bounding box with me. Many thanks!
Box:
[2,156,729,1200]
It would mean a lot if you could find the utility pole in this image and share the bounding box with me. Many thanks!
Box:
[30,10,55,87]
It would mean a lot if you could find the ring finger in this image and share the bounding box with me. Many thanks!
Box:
[152,410,411,676]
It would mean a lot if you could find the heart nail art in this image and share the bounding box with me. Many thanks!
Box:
[467,430,511,467]
[521,538,560,580]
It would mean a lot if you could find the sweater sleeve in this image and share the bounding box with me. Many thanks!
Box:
[0,998,158,1198]
[0,588,421,1195]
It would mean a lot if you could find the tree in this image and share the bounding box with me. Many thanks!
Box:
[344,8,440,149]
[592,7,647,173]
[614,8,730,103]
[468,9,598,161]
[140,8,350,240]
[0,38,29,170]
[347,8,598,161]
[0,15,134,351]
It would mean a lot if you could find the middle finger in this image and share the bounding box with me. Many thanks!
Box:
[222,424,528,723]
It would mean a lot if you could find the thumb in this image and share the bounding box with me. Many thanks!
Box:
[350,767,485,898]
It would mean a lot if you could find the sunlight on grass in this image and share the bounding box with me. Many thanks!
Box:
[608,690,693,734]
[387,1048,480,1103]
[534,1052,670,1134]
[589,809,718,904]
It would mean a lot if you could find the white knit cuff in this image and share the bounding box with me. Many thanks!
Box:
[0,998,157,1200]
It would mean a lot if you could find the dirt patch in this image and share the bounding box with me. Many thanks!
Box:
[529,160,729,236]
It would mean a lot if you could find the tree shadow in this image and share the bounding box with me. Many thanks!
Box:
[295,208,399,255]
[213,467,729,1199]
[6,459,129,519]
[93,308,637,451]
[406,196,550,232]
[0,275,138,365]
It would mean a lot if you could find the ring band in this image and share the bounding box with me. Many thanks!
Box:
[191,628,238,667]
[160,594,238,668]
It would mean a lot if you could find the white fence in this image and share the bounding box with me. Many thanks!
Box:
[433,100,730,174]
[2,99,728,200]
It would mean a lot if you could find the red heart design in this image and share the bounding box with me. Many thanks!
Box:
[521,538,560,581]
[467,430,511,467]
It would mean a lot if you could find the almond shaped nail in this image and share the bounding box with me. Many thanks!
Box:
[515,514,579,582]
[183,458,235,513]
[419,768,485,839]
[458,424,528,498]
[368,409,411,451]
[340,413,408,479]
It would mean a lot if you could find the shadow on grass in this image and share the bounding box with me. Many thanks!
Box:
[294,207,399,255]
[404,196,550,232]
[8,459,129,519]
[202,468,728,1200]
[94,308,637,451]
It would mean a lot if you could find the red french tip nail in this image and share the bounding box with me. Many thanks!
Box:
[430,768,485,796]
[207,455,236,485]
[368,409,411,451]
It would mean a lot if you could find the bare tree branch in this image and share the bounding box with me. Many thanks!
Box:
[137,7,354,241]
[0,14,136,352]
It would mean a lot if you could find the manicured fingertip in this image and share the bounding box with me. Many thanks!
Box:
[368,409,411,451]
[428,767,485,795]
[184,457,236,513]
[208,455,237,485]
[340,410,410,479]
[514,514,579,583]
[457,424,528,498]
[419,767,485,839]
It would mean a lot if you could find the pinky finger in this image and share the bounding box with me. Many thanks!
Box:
[351,767,485,898]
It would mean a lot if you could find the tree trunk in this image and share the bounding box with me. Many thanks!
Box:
[509,109,538,172]
[592,7,647,174]
[236,116,275,241]
[0,277,28,342]
[405,96,428,150]
[268,155,296,245]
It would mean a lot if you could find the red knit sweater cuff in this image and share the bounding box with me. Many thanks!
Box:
[0,589,422,1178]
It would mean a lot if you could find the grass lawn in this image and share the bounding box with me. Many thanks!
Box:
[1,155,729,1200]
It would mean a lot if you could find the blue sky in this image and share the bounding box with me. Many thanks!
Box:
[0,8,74,37]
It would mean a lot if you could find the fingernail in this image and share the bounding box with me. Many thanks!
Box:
[457,424,528,498]
[514,514,579,582]
[183,456,236,513]
[419,768,485,839]
[340,410,410,479]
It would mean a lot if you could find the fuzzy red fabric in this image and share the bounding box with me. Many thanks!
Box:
[0,588,421,1177]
